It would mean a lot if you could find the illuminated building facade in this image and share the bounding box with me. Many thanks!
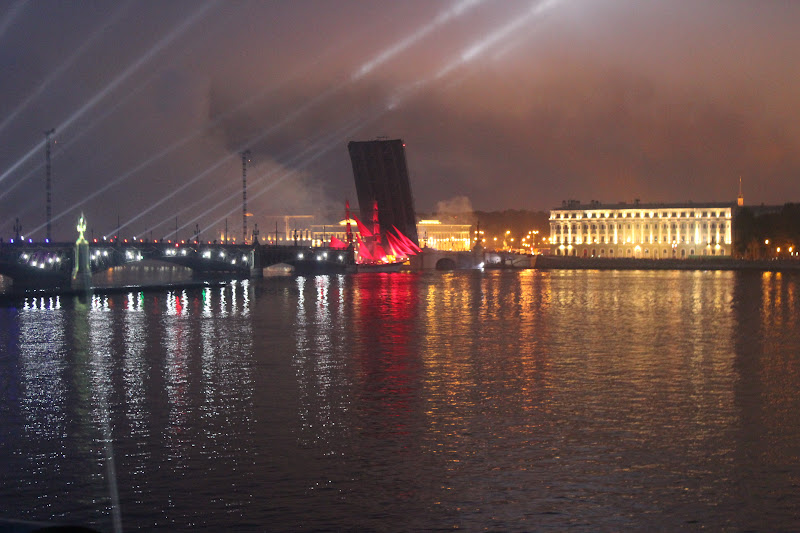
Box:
[417,219,472,251]
[549,201,734,258]
[310,221,350,247]
[347,139,420,246]
[305,219,473,251]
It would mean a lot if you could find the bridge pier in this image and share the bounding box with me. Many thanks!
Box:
[249,244,263,278]
[410,249,486,270]
[71,214,92,292]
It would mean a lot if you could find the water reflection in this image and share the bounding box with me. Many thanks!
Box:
[1,271,800,530]
[86,295,123,531]
[729,272,800,526]
[350,272,422,438]
[293,274,353,452]
[1,282,258,529]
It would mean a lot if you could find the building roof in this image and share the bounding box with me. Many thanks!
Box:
[552,200,737,211]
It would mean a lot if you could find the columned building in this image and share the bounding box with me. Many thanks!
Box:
[549,201,734,258]
[417,219,472,251]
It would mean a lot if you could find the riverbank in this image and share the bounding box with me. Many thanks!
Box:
[534,254,800,271]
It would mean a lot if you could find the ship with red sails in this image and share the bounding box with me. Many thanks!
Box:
[329,200,421,272]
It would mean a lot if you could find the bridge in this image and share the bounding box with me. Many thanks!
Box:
[0,239,354,289]
[409,247,532,270]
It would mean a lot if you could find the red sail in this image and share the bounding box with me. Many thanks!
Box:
[356,235,374,261]
[330,235,348,249]
[373,243,388,261]
[386,231,413,257]
[392,225,422,253]
[352,215,373,238]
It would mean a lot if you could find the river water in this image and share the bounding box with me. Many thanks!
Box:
[1,269,799,531]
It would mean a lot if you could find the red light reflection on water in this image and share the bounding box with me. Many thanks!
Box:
[351,273,421,438]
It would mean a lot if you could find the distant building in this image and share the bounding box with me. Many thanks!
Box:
[310,221,352,247]
[305,218,473,251]
[417,219,472,251]
[347,139,420,245]
[549,200,735,258]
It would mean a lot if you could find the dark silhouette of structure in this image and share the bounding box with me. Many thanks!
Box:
[347,139,419,245]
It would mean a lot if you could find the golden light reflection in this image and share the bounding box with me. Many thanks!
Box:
[293,274,355,453]
[755,272,800,467]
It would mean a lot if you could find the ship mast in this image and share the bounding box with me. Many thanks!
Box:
[372,199,381,245]
[345,200,353,244]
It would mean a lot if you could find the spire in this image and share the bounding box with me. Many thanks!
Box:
[737,176,744,207]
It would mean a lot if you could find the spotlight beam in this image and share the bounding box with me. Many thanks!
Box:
[164,113,371,240]
[121,79,366,240]
[157,116,362,239]
[0,0,27,40]
[0,0,218,186]
[437,0,561,79]
[353,0,485,79]
[0,72,157,207]
[0,3,132,137]
[386,0,562,111]
[101,153,237,240]
[19,22,354,237]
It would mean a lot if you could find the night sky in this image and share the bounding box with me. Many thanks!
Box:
[2,0,799,241]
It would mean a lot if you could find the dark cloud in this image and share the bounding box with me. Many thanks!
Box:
[1,0,799,241]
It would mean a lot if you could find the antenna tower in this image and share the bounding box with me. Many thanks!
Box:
[44,128,55,241]
[241,150,251,243]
